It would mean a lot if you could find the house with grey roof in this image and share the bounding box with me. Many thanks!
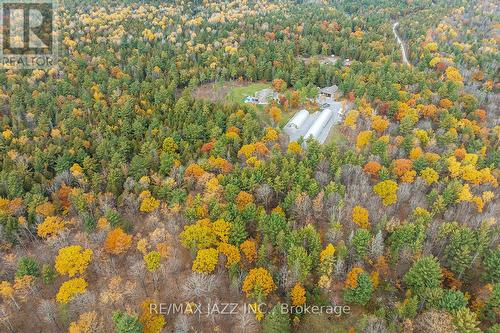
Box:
[244,88,279,105]
[319,85,339,99]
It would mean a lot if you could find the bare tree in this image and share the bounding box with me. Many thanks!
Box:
[182,273,221,301]
[234,309,259,333]
[333,257,346,280]
[255,183,273,208]
[363,316,389,333]
[293,192,312,225]
[312,191,325,220]
[413,310,457,333]
[173,314,191,333]
[278,264,293,293]
[314,170,329,187]
[371,230,384,260]
[129,261,147,297]
[0,305,14,333]
[37,299,60,330]
[70,290,97,314]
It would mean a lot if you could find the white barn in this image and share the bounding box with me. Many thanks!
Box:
[284,102,342,145]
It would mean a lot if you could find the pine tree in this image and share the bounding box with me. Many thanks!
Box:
[403,256,442,296]
[262,304,291,333]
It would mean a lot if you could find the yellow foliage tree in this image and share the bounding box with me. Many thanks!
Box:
[238,144,256,159]
[287,141,302,154]
[180,219,217,251]
[140,196,160,213]
[424,42,438,52]
[344,110,359,128]
[445,66,463,83]
[352,206,370,229]
[370,271,379,289]
[144,251,161,272]
[472,196,484,213]
[409,147,423,160]
[218,243,241,267]
[371,115,389,133]
[212,219,231,243]
[236,191,253,210]
[240,239,257,263]
[320,244,335,262]
[263,128,278,142]
[2,129,13,140]
[242,268,276,298]
[458,184,473,202]
[356,130,372,150]
[318,242,336,284]
[37,216,66,238]
[56,278,88,303]
[0,281,18,308]
[420,167,439,185]
[55,245,93,277]
[373,180,398,206]
[192,248,219,274]
[482,191,494,203]
[268,106,282,124]
[139,299,166,333]
[69,311,100,333]
[290,283,306,306]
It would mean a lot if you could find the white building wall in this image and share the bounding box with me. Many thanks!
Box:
[286,109,309,129]
[303,108,334,141]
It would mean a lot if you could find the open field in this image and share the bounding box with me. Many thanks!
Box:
[225,82,270,104]
[324,124,347,145]
[299,55,339,65]
[191,81,270,104]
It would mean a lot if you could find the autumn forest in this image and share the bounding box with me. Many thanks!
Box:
[0,0,498,332]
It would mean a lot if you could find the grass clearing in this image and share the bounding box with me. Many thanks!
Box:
[191,81,271,105]
[324,124,346,145]
[225,82,270,104]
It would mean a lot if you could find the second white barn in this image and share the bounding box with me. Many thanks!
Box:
[284,102,342,145]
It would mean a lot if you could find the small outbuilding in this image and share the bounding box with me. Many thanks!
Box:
[255,88,278,104]
[319,85,339,99]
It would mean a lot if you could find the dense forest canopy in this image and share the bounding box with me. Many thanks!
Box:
[0,0,498,332]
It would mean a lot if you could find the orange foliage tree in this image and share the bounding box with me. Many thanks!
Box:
[371,115,389,133]
[363,161,381,178]
[240,239,257,263]
[104,228,132,255]
[394,159,413,178]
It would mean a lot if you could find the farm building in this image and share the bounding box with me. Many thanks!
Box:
[319,85,339,99]
[244,88,278,105]
[319,55,339,65]
[343,58,353,67]
[317,85,341,109]
[284,102,343,144]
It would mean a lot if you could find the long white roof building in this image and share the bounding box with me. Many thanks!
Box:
[284,102,342,145]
